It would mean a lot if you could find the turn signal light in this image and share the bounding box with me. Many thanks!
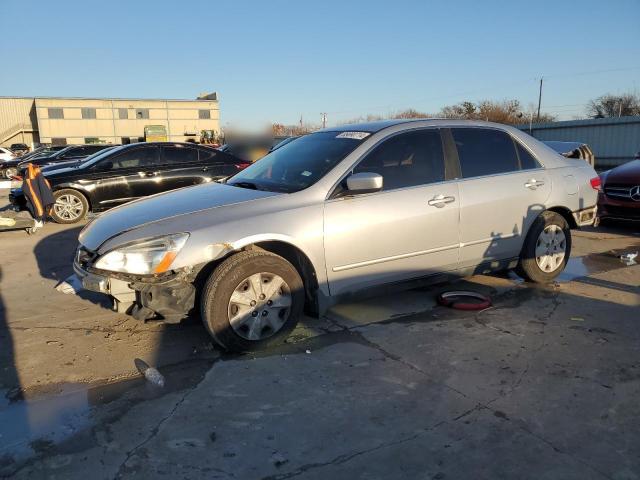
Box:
[590,177,602,191]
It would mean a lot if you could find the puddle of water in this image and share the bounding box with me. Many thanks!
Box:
[0,358,216,470]
[558,247,637,282]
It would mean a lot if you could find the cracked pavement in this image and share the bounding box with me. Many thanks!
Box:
[1,200,639,478]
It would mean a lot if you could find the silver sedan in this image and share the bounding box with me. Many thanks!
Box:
[74,119,600,351]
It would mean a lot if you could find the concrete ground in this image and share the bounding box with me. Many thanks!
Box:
[1,191,639,479]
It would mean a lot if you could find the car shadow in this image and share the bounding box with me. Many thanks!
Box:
[32,225,111,310]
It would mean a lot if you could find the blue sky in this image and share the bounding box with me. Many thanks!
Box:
[1,0,639,127]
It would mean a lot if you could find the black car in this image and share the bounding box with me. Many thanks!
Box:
[1,145,67,178]
[17,144,115,172]
[10,142,250,224]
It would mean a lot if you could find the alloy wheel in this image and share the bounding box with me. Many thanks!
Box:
[54,194,84,221]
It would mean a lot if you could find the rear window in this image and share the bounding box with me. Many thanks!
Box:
[452,128,520,178]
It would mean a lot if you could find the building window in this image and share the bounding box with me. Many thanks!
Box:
[84,137,100,144]
[81,107,97,119]
[48,108,64,119]
[198,109,211,119]
[121,137,131,145]
[51,138,67,146]
[135,109,149,119]
[118,108,128,119]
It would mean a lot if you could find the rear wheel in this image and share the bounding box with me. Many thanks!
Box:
[516,211,571,283]
[200,250,305,352]
[51,189,89,224]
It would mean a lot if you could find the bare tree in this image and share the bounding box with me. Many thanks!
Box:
[587,93,640,118]
[439,99,555,124]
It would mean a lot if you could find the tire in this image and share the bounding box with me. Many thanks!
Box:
[516,211,572,283]
[200,250,305,352]
[51,189,89,224]
[4,167,17,178]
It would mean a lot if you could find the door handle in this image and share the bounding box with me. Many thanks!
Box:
[525,179,544,190]
[428,194,456,208]
[143,171,158,177]
[202,166,209,172]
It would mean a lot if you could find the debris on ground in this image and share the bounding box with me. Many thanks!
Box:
[570,316,585,322]
[55,274,84,295]
[134,358,166,387]
[436,290,492,310]
[620,252,638,266]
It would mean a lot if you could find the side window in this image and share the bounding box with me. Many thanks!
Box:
[452,128,520,178]
[198,147,219,162]
[353,129,445,191]
[162,145,199,164]
[515,142,541,170]
[110,147,159,170]
[60,147,84,159]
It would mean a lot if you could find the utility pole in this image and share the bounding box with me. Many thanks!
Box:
[320,112,327,128]
[536,76,543,122]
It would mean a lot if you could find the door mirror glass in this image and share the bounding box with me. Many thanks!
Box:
[346,172,383,194]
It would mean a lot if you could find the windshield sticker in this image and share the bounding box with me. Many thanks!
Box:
[301,170,312,176]
[336,131,370,140]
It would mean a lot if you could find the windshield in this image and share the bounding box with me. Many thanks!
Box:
[226,132,366,193]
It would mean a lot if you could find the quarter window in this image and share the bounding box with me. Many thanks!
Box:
[516,142,541,170]
[162,145,199,164]
[354,129,445,190]
[452,128,520,178]
[81,107,97,119]
[48,108,64,119]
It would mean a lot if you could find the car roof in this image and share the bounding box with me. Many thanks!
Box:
[317,118,520,134]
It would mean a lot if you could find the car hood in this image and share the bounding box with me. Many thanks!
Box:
[79,182,282,251]
[603,160,640,186]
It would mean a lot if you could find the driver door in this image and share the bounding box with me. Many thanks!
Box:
[323,128,460,296]
[91,145,161,208]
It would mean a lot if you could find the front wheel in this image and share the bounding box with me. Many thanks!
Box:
[200,250,305,352]
[516,211,571,283]
[51,189,89,224]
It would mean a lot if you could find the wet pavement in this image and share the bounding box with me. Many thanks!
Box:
[0,198,639,478]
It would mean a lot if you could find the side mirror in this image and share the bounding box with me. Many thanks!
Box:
[345,172,383,194]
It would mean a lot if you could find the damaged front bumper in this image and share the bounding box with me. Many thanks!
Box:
[73,258,199,323]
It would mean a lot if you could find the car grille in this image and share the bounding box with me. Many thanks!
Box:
[605,186,640,201]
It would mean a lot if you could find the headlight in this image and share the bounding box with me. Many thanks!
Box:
[94,233,189,275]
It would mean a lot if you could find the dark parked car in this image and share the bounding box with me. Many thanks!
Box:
[10,143,30,156]
[17,144,114,172]
[10,142,250,224]
[598,159,640,223]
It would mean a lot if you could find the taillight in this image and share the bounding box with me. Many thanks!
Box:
[235,163,250,170]
[590,177,602,191]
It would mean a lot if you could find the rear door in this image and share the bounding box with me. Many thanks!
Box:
[198,147,247,178]
[159,144,203,190]
[323,128,460,295]
[451,127,551,268]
